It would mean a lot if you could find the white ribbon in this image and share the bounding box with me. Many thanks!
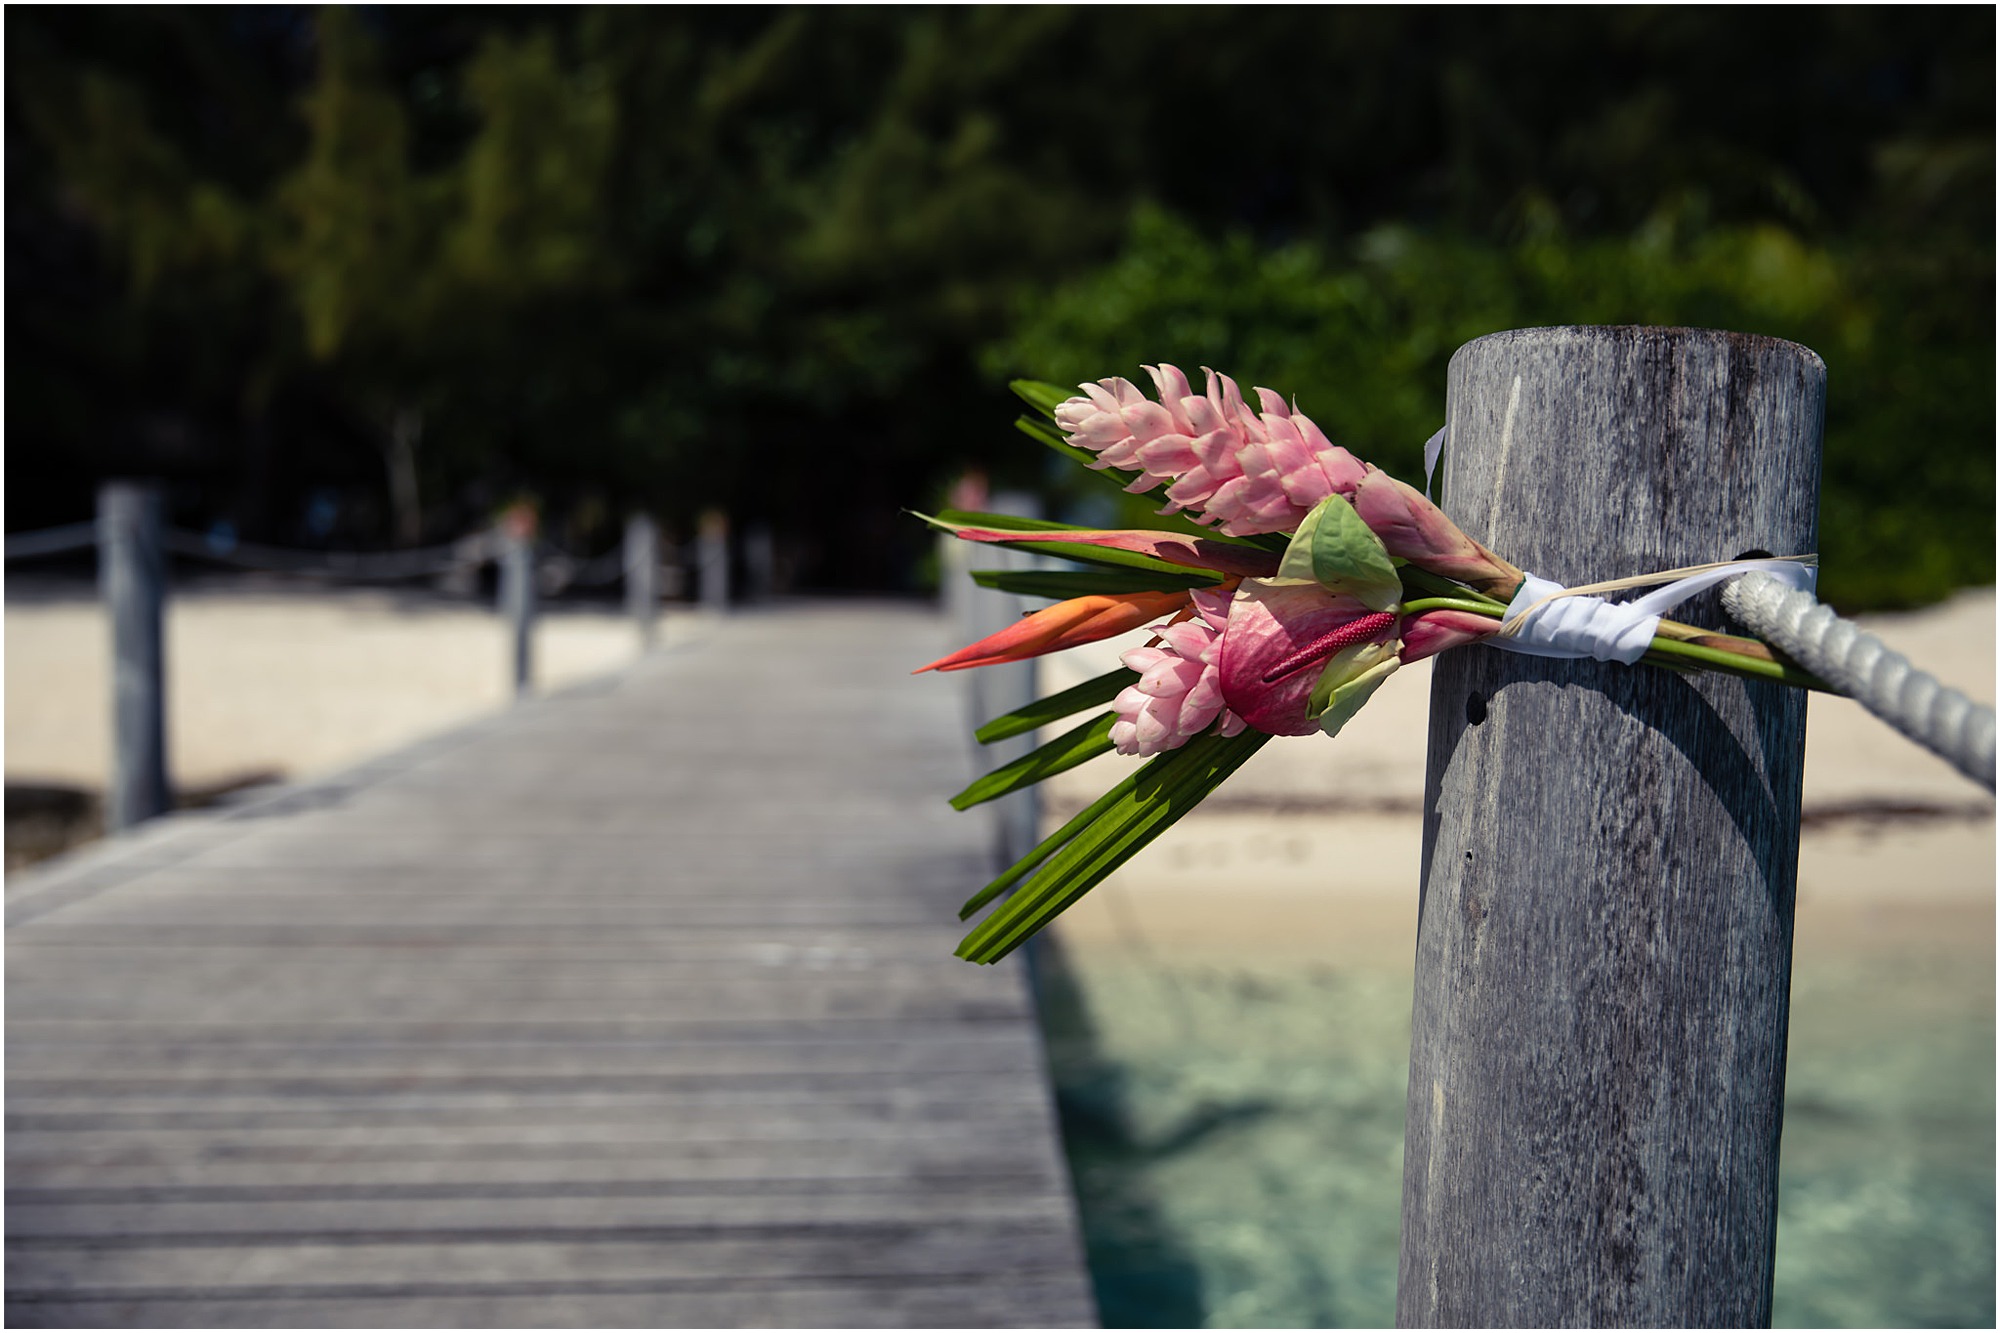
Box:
[1493,559,1818,665]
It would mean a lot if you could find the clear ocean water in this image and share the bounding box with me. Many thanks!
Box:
[1033,916,1995,1329]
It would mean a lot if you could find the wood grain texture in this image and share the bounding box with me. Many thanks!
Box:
[6,602,1096,1328]
[1397,328,1823,1328]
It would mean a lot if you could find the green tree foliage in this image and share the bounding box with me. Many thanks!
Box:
[985,205,1994,609]
[6,7,1991,601]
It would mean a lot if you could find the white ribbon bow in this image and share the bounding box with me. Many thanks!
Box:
[1494,559,1818,665]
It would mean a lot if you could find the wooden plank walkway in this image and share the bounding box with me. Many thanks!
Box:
[6,601,1097,1329]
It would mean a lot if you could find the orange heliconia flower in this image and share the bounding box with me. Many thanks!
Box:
[914,589,1197,674]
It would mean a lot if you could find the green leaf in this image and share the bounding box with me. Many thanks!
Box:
[956,729,1270,963]
[958,762,1148,920]
[1277,493,1402,610]
[949,712,1118,811]
[969,567,1216,600]
[917,507,1258,577]
[1315,657,1401,738]
[1010,379,1075,420]
[931,508,1087,533]
[976,666,1137,744]
[919,510,1174,572]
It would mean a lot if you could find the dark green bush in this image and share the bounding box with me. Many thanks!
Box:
[987,207,1993,611]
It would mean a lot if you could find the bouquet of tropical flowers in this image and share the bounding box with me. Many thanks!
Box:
[917,364,1903,965]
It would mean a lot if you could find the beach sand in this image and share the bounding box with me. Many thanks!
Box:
[5,578,662,795]
[1031,585,1995,965]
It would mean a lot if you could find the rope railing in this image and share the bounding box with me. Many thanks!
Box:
[159,528,478,580]
[36,481,697,834]
[4,521,645,589]
[536,542,629,591]
[4,522,100,560]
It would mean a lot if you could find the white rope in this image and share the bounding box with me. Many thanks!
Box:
[1723,571,1996,792]
[1493,558,1818,666]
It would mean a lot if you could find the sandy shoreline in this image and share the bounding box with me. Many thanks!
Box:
[7,580,1994,943]
[5,578,668,794]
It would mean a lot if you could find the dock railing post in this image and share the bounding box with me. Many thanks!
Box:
[498,504,537,696]
[966,489,1043,870]
[744,521,776,604]
[98,480,171,831]
[698,508,730,614]
[624,513,659,648]
[1397,327,1825,1327]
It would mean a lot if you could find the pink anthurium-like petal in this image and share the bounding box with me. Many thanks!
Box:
[1217,581,1396,736]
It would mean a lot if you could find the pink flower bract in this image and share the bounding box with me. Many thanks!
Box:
[1054,365,1366,537]
[1109,588,1247,756]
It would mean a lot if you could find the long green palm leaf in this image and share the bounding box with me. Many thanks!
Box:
[976,667,1136,744]
[948,712,1118,811]
[957,729,1269,963]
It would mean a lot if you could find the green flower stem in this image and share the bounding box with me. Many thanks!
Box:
[1639,636,1832,691]
[1397,596,1834,693]
[1401,596,1509,617]
[1400,567,1511,609]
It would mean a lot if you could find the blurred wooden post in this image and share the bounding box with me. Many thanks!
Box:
[744,522,776,603]
[624,513,659,647]
[98,481,170,831]
[498,506,536,697]
[698,509,730,613]
[1398,327,1824,1328]
[968,490,1042,870]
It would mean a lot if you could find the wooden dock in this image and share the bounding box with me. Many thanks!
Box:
[6,602,1097,1328]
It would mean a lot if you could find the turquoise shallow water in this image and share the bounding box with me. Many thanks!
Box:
[1033,916,1995,1329]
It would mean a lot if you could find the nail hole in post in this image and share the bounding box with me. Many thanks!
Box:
[1465,691,1487,726]
[1735,548,1773,561]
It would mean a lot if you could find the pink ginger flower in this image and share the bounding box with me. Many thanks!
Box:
[1110,587,1248,756]
[1053,364,1367,537]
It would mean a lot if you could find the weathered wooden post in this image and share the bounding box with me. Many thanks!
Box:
[969,490,1043,869]
[744,521,776,603]
[624,513,659,648]
[98,481,171,831]
[1398,327,1824,1327]
[698,508,731,613]
[498,504,537,696]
